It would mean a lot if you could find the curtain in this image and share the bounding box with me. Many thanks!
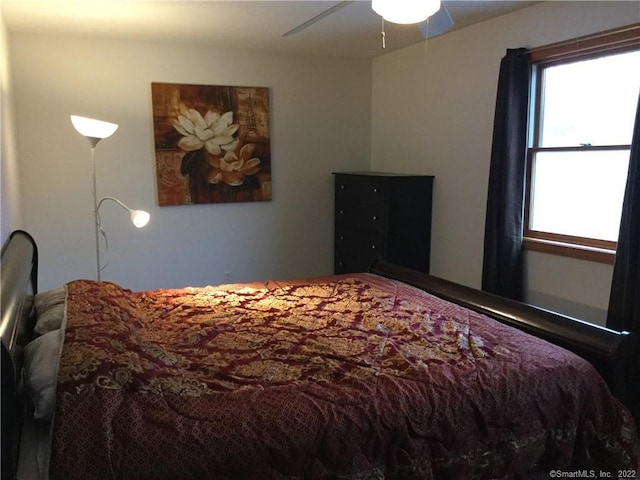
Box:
[481,48,531,301]
[607,94,640,422]
[608,93,640,333]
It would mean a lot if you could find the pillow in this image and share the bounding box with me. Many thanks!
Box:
[24,329,63,421]
[33,287,66,336]
[34,304,65,336]
[34,287,66,312]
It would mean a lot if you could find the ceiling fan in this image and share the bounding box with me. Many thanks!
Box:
[283,0,454,42]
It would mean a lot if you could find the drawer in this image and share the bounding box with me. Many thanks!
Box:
[335,203,387,232]
[334,249,384,274]
[334,229,385,274]
[334,251,383,274]
[335,228,385,255]
[335,176,388,205]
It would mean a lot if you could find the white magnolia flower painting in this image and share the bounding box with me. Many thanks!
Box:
[151,82,271,206]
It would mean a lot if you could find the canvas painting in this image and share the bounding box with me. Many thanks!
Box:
[151,82,271,206]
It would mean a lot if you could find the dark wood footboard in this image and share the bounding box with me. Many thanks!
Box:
[370,260,637,420]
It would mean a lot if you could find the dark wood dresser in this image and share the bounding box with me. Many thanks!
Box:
[333,172,434,274]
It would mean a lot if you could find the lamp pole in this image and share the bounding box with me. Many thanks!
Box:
[86,135,103,281]
[90,144,102,281]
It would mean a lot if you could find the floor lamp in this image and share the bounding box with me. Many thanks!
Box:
[71,115,150,281]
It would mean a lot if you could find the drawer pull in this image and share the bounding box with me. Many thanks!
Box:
[373,188,378,193]
[372,215,378,221]
[371,245,377,250]
[339,209,344,215]
[339,235,344,241]
[340,184,345,190]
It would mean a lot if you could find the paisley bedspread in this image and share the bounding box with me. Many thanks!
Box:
[50,274,638,479]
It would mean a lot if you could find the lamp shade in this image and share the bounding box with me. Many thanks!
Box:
[97,196,151,229]
[71,115,118,140]
[130,209,151,228]
[372,0,441,24]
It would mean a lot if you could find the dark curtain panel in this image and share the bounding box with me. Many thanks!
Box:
[607,93,640,424]
[481,48,531,301]
[608,93,640,333]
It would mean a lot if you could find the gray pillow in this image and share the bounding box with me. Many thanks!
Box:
[24,329,63,421]
[33,287,66,336]
[34,287,66,312]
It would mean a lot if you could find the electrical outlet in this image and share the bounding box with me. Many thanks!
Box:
[224,271,232,283]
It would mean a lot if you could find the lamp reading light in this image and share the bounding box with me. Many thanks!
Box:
[71,114,150,280]
[372,0,441,24]
[98,197,151,229]
[131,209,151,228]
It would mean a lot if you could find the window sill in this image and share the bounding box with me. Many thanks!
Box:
[522,237,615,265]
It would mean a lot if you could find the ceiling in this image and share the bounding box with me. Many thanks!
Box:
[1,1,540,58]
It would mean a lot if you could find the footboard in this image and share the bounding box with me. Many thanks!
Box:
[370,260,637,418]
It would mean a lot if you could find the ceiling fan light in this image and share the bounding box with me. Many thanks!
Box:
[372,0,441,25]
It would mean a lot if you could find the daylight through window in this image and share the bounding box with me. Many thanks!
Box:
[524,28,640,264]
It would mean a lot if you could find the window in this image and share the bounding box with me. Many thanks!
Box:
[524,25,640,264]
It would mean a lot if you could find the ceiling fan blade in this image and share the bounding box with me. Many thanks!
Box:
[418,3,454,39]
[283,1,354,37]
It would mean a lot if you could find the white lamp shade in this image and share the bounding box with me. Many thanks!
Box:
[71,115,118,140]
[372,0,441,24]
[97,196,151,228]
[130,210,150,228]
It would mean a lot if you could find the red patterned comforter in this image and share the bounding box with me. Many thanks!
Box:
[51,274,638,479]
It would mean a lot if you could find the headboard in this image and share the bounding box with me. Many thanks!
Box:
[1,231,38,480]
[371,260,638,422]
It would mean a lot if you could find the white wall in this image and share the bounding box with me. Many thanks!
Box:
[10,34,371,291]
[371,1,639,325]
[1,8,22,244]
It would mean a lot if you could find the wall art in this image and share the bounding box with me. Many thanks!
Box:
[151,82,271,206]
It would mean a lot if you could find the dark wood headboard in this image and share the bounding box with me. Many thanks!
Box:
[1,230,38,480]
[370,260,638,421]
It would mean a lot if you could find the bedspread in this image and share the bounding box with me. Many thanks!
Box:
[50,274,638,479]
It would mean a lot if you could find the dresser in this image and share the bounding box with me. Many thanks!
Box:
[333,172,434,274]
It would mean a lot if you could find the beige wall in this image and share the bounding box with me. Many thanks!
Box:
[1,8,22,243]
[10,33,371,290]
[371,1,640,325]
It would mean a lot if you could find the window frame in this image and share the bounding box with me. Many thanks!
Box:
[523,23,640,265]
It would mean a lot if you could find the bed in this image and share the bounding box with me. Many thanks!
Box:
[2,230,638,479]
